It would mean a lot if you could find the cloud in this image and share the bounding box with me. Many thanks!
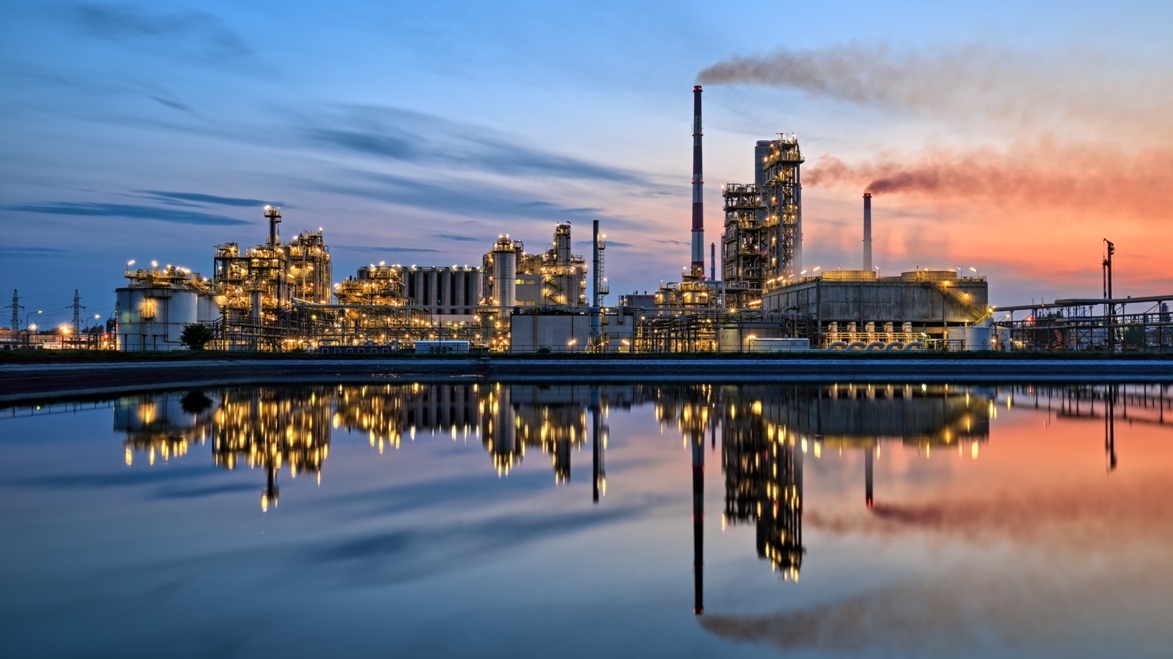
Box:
[0,246,72,258]
[137,191,283,208]
[437,234,483,243]
[7,202,252,226]
[67,2,250,61]
[332,244,442,254]
[301,106,649,185]
[318,170,637,229]
[149,96,194,113]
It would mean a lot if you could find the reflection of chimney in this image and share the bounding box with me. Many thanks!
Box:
[692,429,704,615]
[863,193,873,272]
[865,448,874,508]
[690,86,705,278]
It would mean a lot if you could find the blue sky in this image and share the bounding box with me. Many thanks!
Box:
[3,1,1171,325]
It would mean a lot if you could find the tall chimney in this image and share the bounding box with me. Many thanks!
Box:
[691,86,704,278]
[863,193,872,272]
[710,243,716,281]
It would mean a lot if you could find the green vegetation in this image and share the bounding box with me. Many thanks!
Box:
[180,324,216,350]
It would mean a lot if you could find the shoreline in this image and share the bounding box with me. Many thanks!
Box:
[3,357,1173,403]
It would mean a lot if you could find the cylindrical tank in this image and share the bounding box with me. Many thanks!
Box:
[115,284,204,351]
[965,325,993,351]
[491,237,517,309]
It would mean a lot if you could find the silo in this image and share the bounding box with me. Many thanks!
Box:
[491,236,517,309]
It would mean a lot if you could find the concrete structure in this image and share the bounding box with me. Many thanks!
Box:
[511,309,636,353]
[116,266,219,351]
[762,269,989,346]
[510,312,592,352]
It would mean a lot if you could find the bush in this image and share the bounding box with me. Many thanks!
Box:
[180,323,216,350]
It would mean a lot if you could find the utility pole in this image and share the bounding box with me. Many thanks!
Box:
[4,290,21,333]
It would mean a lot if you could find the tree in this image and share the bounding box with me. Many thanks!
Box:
[180,323,216,350]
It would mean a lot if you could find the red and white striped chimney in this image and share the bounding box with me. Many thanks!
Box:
[691,86,704,278]
[863,193,873,272]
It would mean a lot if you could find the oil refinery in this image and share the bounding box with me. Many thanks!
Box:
[23,86,1163,354]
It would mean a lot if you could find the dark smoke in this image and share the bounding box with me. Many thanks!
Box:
[698,43,1173,220]
[696,43,1170,134]
[803,142,1173,218]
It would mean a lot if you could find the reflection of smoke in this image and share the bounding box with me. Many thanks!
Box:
[696,43,1170,133]
[699,567,1173,655]
[806,474,1173,545]
[804,144,1173,217]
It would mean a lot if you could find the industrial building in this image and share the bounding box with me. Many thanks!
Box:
[100,85,1173,354]
[115,265,220,351]
[763,268,990,347]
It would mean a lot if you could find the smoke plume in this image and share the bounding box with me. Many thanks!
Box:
[804,141,1173,217]
[696,43,1171,134]
[698,43,1173,232]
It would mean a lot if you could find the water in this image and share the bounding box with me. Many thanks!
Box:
[1,382,1171,658]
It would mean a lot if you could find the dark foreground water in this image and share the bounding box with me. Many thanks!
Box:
[2,382,1171,658]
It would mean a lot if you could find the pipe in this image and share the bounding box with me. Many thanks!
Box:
[863,193,872,272]
[690,86,704,278]
[865,341,886,350]
[827,341,848,350]
[904,341,925,350]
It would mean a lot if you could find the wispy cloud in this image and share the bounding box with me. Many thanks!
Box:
[332,244,442,254]
[7,202,252,226]
[437,234,483,243]
[318,169,638,230]
[66,2,250,62]
[0,246,72,258]
[301,106,648,184]
[137,191,282,208]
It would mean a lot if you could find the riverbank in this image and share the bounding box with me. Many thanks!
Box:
[2,353,1172,403]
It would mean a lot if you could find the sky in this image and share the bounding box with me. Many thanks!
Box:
[2,0,1172,326]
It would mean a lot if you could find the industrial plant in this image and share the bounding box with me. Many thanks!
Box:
[13,86,1155,354]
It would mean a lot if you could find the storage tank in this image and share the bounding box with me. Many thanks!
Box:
[965,325,993,351]
[116,267,219,351]
[491,236,517,309]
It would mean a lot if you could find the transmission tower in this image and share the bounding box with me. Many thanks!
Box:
[71,290,85,335]
[4,290,21,332]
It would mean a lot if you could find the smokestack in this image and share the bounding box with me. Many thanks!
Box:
[710,243,716,281]
[863,193,872,272]
[691,86,704,278]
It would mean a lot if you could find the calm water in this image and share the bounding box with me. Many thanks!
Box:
[2,382,1171,658]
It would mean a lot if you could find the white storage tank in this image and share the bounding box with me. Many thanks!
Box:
[964,325,993,351]
[116,267,220,351]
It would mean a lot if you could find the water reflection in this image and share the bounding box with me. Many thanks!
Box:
[107,381,1173,619]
